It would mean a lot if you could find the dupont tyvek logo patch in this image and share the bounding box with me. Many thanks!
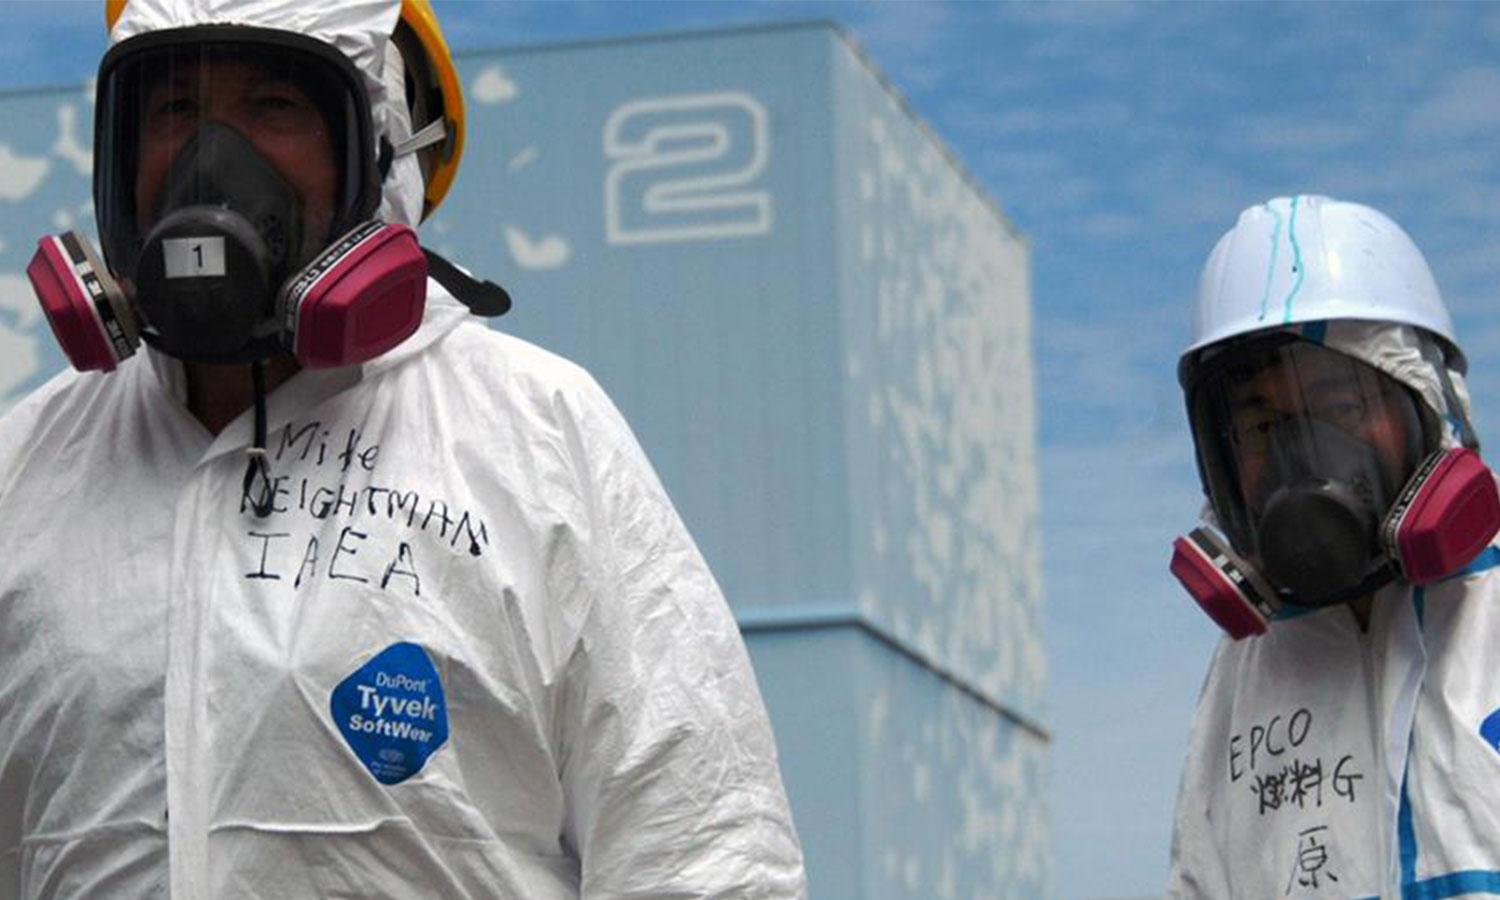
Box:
[1481,707,1500,755]
[331,642,449,785]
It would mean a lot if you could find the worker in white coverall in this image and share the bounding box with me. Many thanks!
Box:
[0,1,806,898]
[1167,195,1500,898]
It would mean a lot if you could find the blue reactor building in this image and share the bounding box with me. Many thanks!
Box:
[0,21,1048,899]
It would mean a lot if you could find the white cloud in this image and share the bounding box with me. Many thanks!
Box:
[1428,185,1500,222]
[0,273,40,330]
[471,65,519,105]
[52,104,91,176]
[507,146,539,172]
[989,100,1135,136]
[1328,147,1491,198]
[843,1,962,92]
[1453,323,1500,440]
[1000,173,1100,216]
[1425,236,1500,297]
[965,67,1046,97]
[1041,426,1211,895]
[975,149,1068,178]
[1231,118,1368,153]
[0,144,49,201]
[503,225,570,270]
[1072,211,1144,240]
[1035,294,1190,438]
[1002,1,1143,28]
[0,273,42,410]
[1131,156,1255,230]
[0,324,39,415]
[1406,66,1500,138]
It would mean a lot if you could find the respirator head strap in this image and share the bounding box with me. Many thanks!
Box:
[422,248,511,318]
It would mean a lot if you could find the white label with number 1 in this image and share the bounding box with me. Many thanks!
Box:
[163,236,226,278]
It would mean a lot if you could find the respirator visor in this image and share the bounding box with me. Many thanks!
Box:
[94,27,379,287]
[1188,336,1428,602]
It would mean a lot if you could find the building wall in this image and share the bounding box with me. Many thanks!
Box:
[831,28,1048,896]
[0,22,1048,898]
[443,25,853,614]
[829,25,1044,723]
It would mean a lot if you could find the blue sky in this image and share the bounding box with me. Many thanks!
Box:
[7,2,1500,898]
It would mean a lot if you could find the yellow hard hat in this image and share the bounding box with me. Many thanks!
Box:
[104,0,465,220]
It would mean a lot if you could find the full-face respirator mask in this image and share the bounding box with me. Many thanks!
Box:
[28,22,510,520]
[26,28,477,374]
[1169,335,1500,639]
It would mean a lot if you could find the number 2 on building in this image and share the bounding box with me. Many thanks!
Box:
[603,91,773,245]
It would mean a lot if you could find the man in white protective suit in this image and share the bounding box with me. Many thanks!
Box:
[0,1,807,898]
[1166,195,1500,898]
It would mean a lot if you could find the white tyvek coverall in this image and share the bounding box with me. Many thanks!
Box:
[1168,552,1500,898]
[1169,322,1500,898]
[0,286,807,900]
[0,2,806,898]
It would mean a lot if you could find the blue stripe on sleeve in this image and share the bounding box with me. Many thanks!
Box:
[1398,587,1424,888]
[1391,579,1500,898]
[1404,870,1500,898]
[1457,545,1500,578]
[1399,764,1418,887]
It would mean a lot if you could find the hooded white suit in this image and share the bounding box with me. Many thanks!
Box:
[1168,321,1500,898]
[0,2,806,898]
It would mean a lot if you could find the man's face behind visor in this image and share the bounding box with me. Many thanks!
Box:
[1191,338,1430,594]
[94,31,376,285]
[1228,344,1420,522]
[133,51,338,265]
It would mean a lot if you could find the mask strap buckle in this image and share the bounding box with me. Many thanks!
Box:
[242,360,275,519]
[391,118,446,158]
[379,120,448,179]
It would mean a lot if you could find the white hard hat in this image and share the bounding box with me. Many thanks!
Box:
[1185,195,1458,366]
